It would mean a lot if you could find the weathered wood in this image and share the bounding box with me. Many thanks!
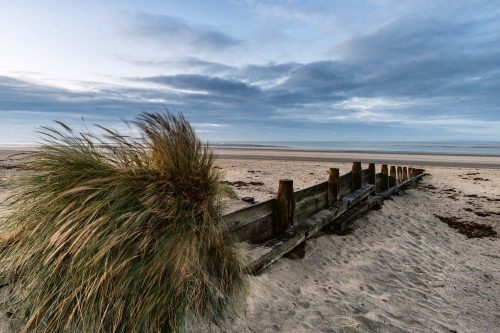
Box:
[378,172,427,198]
[224,199,274,243]
[389,166,397,187]
[375,173,383,192]
[397,166,403,183]
[381,164,389,191]
[294,181,327,223]
[338,172,352,198]
[403,167,408,181]
[294,181,327,202]
[327,168,339,206]
[248,172,428,274]
[361,169,370,185]
[368,163,376,185]
[351,162,362,191]
[329,195,383,234]
[248,185,375,275]
[294,191,327,223]
[274,179,295,236]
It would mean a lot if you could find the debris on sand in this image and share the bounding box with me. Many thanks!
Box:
[222,180,265,187]
[434,214,497,239]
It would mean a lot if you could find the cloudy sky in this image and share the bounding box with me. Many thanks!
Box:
[1,0,499,143]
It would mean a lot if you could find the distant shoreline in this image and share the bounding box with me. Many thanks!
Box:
[2,145,500,169]
[213,145,500,158]
[214,147,500,169]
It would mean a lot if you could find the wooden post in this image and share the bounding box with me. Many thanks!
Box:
[381,164,389,191]
[327,168,339,206]
[397,166,403,183]
[389,166,396,187]
[274,179,295,236]
[409,167,414,178]
[351,162,362,191]
[368,163,376,185]
[403,167,408,181]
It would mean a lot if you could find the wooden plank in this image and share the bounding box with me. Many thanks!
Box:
[329,195,383,234]
[294,181,327,202]
[361,168,370,185]
[375,173,383,192]
[294,191,327,223]
[224,168,427,244]
[274,179,295,236]
[378,172,427,199]
[231,214,274,243]
[338,172,352,198]
[368,163,376,185]
[381,164,389,191]
[352,162,362,191]
[223,199,274,243]
[327,168,339,206]
[247,184,375,275]
[247,173,428,274]
[224,199,273,231]
[294,181,328,223]
[389,166,397,187]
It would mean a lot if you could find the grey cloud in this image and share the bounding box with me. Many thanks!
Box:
[3,8,500,139]
[237,62,301,82]
[143,74,262,96]
[117,56,236,75]
[118,11,241,50]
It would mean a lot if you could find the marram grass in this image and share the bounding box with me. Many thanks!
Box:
[0,112,247,332]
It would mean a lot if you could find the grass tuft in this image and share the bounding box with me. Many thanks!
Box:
[0,112,247,332]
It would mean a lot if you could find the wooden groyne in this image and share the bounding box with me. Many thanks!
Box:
[223,163,427,274]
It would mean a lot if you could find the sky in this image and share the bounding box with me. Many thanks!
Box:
[0,0,499,143]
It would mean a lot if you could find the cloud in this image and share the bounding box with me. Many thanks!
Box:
[2,3,500,142]
[142,74,262,97]
[234,0,323,21]
[117,11,241,50]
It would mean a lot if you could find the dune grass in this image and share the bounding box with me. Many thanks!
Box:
[0,112,247,332]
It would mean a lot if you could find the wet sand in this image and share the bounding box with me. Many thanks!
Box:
[215,147,500,169]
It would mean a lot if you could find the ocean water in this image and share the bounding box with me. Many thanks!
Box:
[213,141,500,156]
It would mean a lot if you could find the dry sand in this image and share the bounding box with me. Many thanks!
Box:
[1,149,500,332]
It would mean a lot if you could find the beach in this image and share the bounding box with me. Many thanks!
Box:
[212,158,500,332]
[1,148,500,332]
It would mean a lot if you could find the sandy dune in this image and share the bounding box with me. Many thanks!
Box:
[1,149,500,332]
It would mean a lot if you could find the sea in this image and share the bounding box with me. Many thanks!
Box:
[2,141,500,156]
[212,141,500,156]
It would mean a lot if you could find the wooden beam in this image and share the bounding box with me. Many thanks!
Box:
[247,172,428,275]
[397,166,403,183]
[389,166,397,187]
[273,179,295,236]
[224,199,274,243]
[248,185,374,275]
[403,167,408,181]
[351,162,362,191]
[327,168,339,206]
[378,172,427,198]
[368,163,376,185]
[381,164,389,191]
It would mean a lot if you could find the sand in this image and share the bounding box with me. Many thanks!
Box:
[1,148,500,332]
[208,163,500,332]
[215,147,500,169]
